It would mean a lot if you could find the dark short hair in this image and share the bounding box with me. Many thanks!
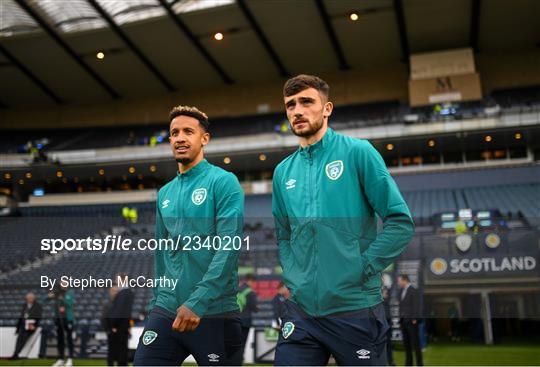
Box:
[169,105,210,132]
[283,74,330,100]
[399,274,410,282]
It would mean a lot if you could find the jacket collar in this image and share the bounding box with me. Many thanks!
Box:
[176,158,209,178]
[299,127,335,156]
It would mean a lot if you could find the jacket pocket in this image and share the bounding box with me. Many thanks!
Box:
[316,223,364,295]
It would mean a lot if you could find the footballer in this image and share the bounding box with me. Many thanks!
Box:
[272,75,414,365]
[134,106,244,366]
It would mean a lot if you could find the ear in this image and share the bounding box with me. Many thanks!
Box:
[201,132,210,146]
[323,101,333,118]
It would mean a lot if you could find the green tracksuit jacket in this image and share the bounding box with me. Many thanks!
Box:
[272,128,414,316]
[149,159,244,317]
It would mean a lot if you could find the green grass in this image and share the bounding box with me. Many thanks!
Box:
[391,343,540,366]
[1,343,539,366]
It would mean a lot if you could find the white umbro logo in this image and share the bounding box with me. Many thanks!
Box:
[285,179,296,190]
[208,353,220,362]
[356,349,371,359]
[161,199,170,209]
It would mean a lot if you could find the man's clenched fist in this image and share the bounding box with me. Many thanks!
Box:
[172,305,200,332]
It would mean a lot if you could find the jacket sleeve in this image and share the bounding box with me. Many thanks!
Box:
[183,173,244,317]
[272,168,293,280]
[149,201,167,310]
[356,141,415,279]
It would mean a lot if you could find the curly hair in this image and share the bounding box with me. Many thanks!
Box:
[169,105,209,132]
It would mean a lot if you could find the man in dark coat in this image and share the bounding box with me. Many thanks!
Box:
[105,274,134,366]
[398,274,423,366]
[11,292,42,359]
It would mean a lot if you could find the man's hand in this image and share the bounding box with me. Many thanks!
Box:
[172,305,200,332]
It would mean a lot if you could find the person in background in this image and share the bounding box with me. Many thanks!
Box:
[50,283,75,367]
[102,286,118,366]
[129,207,138,224]
[398,274,423,366]
[238,273,258,362]
[448,305,460,342]
[10,292,43,360]
[105,273,134,366]
[455,219,468,235]
[122,207,129,220]
[271,282,289,330]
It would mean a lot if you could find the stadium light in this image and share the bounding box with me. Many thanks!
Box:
[214,32,224,41]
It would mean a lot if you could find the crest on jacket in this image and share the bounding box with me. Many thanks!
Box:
[192,188,207,205]
[325,160,344,180]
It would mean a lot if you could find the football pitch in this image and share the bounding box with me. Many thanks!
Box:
[1,343,539,366]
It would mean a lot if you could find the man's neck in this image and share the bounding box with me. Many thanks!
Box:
[299,123,328,148]
[178,154,204,173]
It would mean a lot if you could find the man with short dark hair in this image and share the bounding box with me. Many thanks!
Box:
[134,106,244,366]
[398,274,423,366]
[272,74,414,365]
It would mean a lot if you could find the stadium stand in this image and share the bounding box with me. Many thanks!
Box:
[1,85,538,154]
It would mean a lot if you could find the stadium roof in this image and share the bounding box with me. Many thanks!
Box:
[0,0,538,108]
